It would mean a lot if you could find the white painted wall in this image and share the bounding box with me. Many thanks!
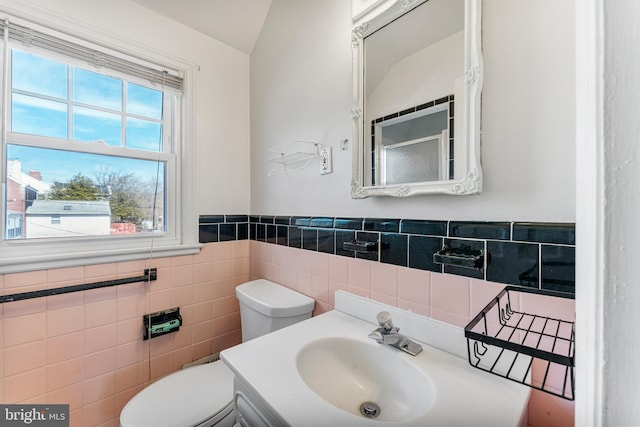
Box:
[576,0,640,425]
[250,0,575,222]
[0,0,252,216]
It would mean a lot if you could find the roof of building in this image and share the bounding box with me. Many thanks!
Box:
[26,200,111,215]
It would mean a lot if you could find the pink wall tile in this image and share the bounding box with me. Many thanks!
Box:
[117,260,149,276]
[212,330,241,354]
[370,263,399,297]
[47,332,84,365]
[116,341,148,370]
[171,254,194,267]
[469,279,508,316]
[3,297,46,319]
[4,312,46,346]
[347,258,371,294]
[232,240,250,259]
[271,244,300,270]
[519,292,576,322]
[47,306,83,337]
[195,244,217,263]
[232,258,250,278]
[84,286,117,304]
[115,362,149,393]
[192,339,215,361]
[4,368,46,402]
[47,267,84,284]
[117,293,148,322]
[250,240,273,262]
[85,299,117,329]
[192,301,214,323]
[0,240,571,425]
[212,278,237,300]
[46,292,84,311]
[84,263,117,279]
[149,354,171,381]
[84,348,116,380]
[192,319,216,344]
[169,346,193,372]
[311,253,329,278]
[398,268,430,306]
[431,273,470,318]
[193,281,216,302]
[527,389,574,427]
[430,308,470,328]
[4,340,45,376]
[0,244,248,420]
[4,270,47,290]
[312,276,330,304]
[328,280,348,307]
[117,318,144,345]
[193,262,215,284]
[148,332,173,358]
[370,291,398,307]
[82,396,115,427]
[295,272,313,297]
[213,313,241,337]
[47,358,83,392]
[328,255,349,283]
[148,289,172,313]
[85,324,118,354]
[213,295,239,318]
[46,383,83,410]
[171,264,195,287]
[167,286,193,308]
[213,241,237,261]
[83,373,115,405]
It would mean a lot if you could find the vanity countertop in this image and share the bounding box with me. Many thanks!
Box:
[221,294,530,427]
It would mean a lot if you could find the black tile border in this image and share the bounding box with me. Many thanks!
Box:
[200,215,576,296]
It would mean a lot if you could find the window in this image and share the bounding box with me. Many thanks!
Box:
[0,15,199,273]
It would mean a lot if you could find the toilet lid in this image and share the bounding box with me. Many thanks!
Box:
[120,361,234,427]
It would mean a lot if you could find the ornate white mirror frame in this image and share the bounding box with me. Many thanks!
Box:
[351,0,483,198]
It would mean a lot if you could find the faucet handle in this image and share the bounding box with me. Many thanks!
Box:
[376,311,397,332]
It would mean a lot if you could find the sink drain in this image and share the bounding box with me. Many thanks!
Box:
[359,402,381,419]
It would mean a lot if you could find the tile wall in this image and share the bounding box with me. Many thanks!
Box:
[200,215,576,295]
[248,239,575,427]
[0,241,248,426]
[0,214,575,427]
[201,214,576,427]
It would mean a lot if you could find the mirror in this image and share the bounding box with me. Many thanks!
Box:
[351,0,483,197]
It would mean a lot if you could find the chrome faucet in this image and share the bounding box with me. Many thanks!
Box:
[368,311,423,356]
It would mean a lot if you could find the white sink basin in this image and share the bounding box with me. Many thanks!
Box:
[222,291,530,427]
[296,337,436,422]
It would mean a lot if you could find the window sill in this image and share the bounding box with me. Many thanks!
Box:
[0,241,203,274]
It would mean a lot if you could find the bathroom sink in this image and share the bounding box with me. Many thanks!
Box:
[222,291,530,427]
[296,337,436,422]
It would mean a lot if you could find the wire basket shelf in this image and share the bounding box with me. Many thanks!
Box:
[464,286,575,400]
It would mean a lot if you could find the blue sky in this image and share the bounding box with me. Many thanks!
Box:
[9,49,165,185]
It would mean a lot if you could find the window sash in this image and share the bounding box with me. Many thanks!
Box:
[0,10,200,273]
[0,18,183,92]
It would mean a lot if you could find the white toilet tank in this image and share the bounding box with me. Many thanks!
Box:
[236,279,315,341]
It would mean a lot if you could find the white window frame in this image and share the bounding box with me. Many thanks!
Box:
[0,10,201,274]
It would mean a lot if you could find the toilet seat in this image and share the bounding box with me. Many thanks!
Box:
[120,360,235,427]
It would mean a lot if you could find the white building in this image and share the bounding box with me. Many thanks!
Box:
[25,200,111,238]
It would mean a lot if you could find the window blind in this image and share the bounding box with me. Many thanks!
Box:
[0,18,183,91]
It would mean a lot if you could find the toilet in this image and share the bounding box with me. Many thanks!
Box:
[120,279,315,427]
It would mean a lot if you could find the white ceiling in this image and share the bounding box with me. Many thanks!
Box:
[130,0,272,54]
